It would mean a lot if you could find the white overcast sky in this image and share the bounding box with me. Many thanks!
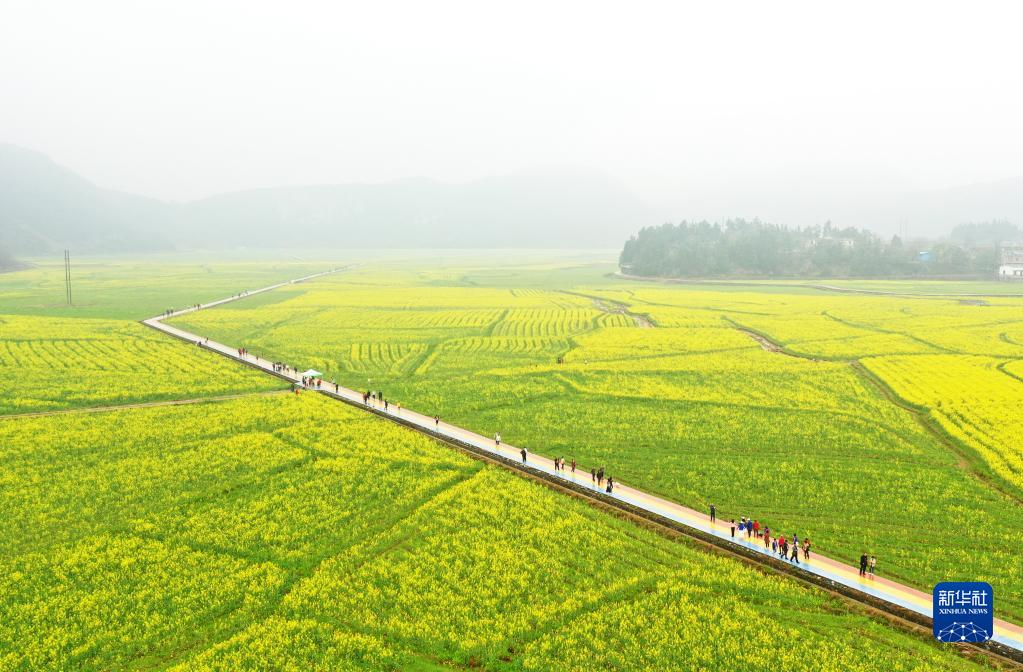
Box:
[2,0,1022,223]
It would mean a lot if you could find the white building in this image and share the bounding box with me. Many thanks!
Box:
[999,245,1023,279]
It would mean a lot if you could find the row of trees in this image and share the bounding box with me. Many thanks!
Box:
[619,220,1009,278]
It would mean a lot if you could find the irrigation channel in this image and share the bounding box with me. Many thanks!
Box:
[142,267,1023,664]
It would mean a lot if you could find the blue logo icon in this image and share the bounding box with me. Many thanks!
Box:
[933,582,993,643]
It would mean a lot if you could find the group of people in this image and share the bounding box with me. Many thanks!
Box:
[589,466,613,493]
[509,442,613,493]
[725,513,812,565]
[362,391,398,413]
[161,304,200,316]
[237,347,250,357]
[711,504,878,578]
[859,553,878,578]
[552,457,577,474]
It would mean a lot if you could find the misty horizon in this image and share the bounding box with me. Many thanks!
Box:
[3,1,1023,240]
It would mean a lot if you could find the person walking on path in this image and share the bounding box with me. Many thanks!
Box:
[709,504,716,523]
[520,447,528,463]
[771,538,778,554]
[789,542,800,564]
[859,553,868,577]
[570,459,576,474]
[763,527,771,549]
[591,468,596,485]
[434,415,440,428]
[868,555,877,578]
[494,433,501,446]
[606,476,614,494]
[396,403,401,415]
[753,520,760,538]
[730,519,736,538]
[803,539,811,561]
[597,467,605,487]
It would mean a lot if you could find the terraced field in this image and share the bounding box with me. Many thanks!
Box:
[0,394,988,671]
[173,266,1023,622]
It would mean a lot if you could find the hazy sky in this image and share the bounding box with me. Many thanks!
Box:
[2,0,1022,227]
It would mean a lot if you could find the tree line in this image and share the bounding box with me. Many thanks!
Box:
[619,220,1018,278]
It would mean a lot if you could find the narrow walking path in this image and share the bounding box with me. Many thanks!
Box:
[142,269,1023,655]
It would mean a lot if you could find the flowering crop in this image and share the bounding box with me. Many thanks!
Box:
[0,314,281,414]
[863,354,1023,491]
[172,270,1023,622]
[0,392,991,670]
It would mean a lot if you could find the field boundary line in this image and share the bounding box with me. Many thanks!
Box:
[725,315,1023,506]
[852,361,1023,506]
[559,289,656,327]
[0,390,288,420]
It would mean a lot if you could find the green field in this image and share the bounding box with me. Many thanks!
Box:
[173,263,1023,622]
[1,255,1019,670]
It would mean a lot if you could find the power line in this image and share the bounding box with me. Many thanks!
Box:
[64,250,72,305]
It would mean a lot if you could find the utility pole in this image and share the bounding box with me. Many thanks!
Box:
[64,250,72,305]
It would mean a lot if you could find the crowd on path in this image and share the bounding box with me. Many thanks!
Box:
[361,390,396,413]
[708,503,876,579]
[717,505,814,566]
[162,303,203,317]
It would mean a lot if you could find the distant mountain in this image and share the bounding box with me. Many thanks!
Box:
[0,144,172,254]
[176,168,648,249]
[0,144,648,253]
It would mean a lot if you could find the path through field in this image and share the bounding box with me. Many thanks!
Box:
[142,271,1023,655]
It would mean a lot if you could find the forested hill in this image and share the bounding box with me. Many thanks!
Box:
[619,220,1006,278]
